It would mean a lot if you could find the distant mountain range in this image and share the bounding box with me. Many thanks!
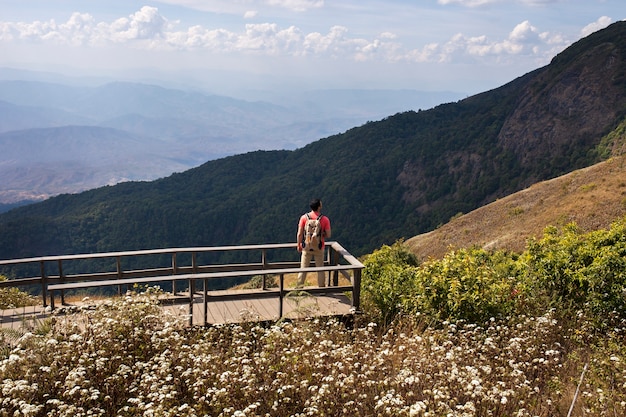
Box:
[0,21,624,262]
[0,75,463,207]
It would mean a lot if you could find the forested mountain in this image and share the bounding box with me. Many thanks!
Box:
[0,21,625,261]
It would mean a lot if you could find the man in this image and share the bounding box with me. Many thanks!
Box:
[296,198,331,287]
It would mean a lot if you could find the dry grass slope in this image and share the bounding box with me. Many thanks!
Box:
[407,155,626,260]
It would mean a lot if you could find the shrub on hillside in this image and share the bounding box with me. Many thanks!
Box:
[408,248,522,324]
[361,216,626,330]
[362,242,522,326]
[523,218,626,330]
[361,241,419,325]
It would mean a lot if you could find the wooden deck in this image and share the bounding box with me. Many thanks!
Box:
[162,290,354,325]
[1,288,355,330]
[0,242,363,329]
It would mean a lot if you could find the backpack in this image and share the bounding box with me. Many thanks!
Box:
[303,213,324,250]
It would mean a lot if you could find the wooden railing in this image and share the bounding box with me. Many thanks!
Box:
[0,242,364,325]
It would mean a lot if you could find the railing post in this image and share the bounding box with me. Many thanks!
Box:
[172,253,178,295]
[116,256,123,295]
[188,278,194,327]
[279,273,284,319]
[330,246,339,286]
[203,278,208,326]
[261,248,267,290]
[191,252,198,295]
[352,268,362,312]
[58,259,66,306]
[40,260,48,308]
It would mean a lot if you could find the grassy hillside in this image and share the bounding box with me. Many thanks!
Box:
[406,153,626,260]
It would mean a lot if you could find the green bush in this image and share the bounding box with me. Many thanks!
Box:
[361,241,419,325]
[408,247,522,324]
[522,218,626,330]
[363,217,626,330]
[362,242,522,326]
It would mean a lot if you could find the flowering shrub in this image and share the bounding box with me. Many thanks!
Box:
[1,293,624,416]
[362,243,523,325]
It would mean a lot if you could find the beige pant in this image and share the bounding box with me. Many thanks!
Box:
[297,249,326,287]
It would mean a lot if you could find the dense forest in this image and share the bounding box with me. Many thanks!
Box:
[0,22,625,266]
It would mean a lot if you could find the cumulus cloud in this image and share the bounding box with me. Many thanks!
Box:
[414,19,569,63]
[580,16,613,37]
[0,7,575,65]
[108,6,170,42]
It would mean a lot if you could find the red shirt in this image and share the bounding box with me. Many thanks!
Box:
[298,211,331,249]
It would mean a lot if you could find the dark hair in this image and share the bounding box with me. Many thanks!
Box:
[310,198,322,211]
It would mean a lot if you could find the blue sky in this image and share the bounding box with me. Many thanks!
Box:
[1,0,623,97]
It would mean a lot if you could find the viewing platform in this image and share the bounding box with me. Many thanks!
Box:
[0,242,364,327]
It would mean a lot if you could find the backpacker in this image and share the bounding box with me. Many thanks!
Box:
[303,213,324,250]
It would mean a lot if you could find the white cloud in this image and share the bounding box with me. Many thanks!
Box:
[395,20,568,64]
[580,16,613,37]
[437,0,565,6]
[108,7,170,42]
[516,0,563,5]
[244,10,259,19]
[0,7,586,68]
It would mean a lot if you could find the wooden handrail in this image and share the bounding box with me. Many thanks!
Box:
[0,242,364,324]
[0,242,299,265]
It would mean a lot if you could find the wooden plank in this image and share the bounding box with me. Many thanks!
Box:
[2,290,354,329]
[0,243,299,265]
[48,266,358,292]
[168,289,352,325]
[252,297,279,320]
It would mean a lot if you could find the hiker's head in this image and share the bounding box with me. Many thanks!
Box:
[310,199,322,212]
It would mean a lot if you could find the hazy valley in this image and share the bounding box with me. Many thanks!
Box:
[0,72,463,209]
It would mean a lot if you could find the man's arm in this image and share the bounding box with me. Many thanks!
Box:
[323,217,331,239]
[296,218,304,251]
